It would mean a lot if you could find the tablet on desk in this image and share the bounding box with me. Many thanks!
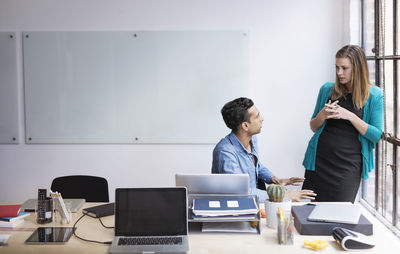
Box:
[25,227,74,244]
[307,203,361,224]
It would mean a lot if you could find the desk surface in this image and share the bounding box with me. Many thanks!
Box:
[0,202,399,254]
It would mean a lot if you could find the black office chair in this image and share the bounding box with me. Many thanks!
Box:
[50,175,109,202]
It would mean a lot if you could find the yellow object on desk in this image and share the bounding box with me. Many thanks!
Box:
[278,207,284,221]
[278,208,285,243]
[250,221,258,228]
[304,240,328,250]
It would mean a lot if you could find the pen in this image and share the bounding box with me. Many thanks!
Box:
[278,208,285,243]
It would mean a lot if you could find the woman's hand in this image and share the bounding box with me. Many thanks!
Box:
[325,102,354,120]
[310,100,339,132]
[321,100,339,120]
[324,102,368,135]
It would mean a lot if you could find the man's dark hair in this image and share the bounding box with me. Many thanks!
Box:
[221,97,254,132]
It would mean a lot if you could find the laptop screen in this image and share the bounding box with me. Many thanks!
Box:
[115,188,187,237]
[175,173,249,194]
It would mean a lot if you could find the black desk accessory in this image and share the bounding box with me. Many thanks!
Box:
[36,189,52,224]
[82,203,114,218]
[291,204,373,235]
[332,227,375,250]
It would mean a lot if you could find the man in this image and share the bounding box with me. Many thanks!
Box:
[212,97,316,202]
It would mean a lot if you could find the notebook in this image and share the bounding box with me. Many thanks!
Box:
[21,198,85,213]
[307,203,362,225]
[109,188,189,254]
[175,173,249,195]
[0,204,21,217]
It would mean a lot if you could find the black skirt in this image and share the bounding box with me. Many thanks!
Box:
[302,94,363,202]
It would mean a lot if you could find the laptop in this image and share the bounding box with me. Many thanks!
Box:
[21,198,85,213]
[307,203,362,225]
[109,188,189,254]
[175,173,249,195]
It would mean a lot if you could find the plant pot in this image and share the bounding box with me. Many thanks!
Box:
[264,199,291,229]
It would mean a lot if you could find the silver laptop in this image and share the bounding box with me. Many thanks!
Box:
[307,203,362,224]
[175,173,249,195]
[109,188,189,254]
[21,198,85,213]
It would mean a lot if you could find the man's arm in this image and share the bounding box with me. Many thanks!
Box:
[270,176,305,186]
[256,163,275,184]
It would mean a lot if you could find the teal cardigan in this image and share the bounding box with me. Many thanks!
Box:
[302,82,383,179]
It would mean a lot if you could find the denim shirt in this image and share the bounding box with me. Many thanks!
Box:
[211,132,275,202]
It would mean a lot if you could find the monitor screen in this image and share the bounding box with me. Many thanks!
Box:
[115,188,187,236]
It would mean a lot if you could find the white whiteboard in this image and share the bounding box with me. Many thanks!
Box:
[0,32,18,144]
[23,31,249,143]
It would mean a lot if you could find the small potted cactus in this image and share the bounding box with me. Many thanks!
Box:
[267,184,286,202]
[265,184,292,228]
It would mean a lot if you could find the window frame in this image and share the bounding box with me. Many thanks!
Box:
[360,0,400,235]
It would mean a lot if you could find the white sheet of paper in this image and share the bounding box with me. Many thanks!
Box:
[227,200,239,208]
[0,234,10,245]
[209,201,220,208]
[202,222,258,233]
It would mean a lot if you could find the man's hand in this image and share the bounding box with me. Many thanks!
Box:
[270,177,305,186]
[286,189,316,202]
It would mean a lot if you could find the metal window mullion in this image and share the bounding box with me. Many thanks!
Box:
[374,0,381,212]
[391,60,399,225]
[395,0,398,56]
[392,0,398,227]
[361,0,365,49]
[361,0,368,203]
[394,145,398,226]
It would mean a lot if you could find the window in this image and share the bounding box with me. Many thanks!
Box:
[360,0,400,235]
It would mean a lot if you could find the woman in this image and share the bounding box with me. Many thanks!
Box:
[302,45,383,202]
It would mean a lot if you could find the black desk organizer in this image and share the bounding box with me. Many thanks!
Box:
[291,204,373,236]
[187,194,261,234]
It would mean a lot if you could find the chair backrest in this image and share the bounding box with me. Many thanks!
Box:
[51,175,109,202]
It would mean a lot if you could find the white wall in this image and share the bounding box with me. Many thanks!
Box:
[0,0,348,202]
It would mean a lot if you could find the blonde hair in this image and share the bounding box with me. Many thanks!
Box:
[331,45,373,109]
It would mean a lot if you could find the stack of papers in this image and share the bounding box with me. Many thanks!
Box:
[191,214,257,221]
[201,221,258,233]
[192,197,258,217]
[0,212,30,228]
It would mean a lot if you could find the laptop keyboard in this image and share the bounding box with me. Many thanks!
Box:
[118,237,183,246]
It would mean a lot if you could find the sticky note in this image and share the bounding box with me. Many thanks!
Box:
[227,200,239,207]
[209,201,220,208]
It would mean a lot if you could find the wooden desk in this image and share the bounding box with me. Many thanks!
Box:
[0,202,399,254]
